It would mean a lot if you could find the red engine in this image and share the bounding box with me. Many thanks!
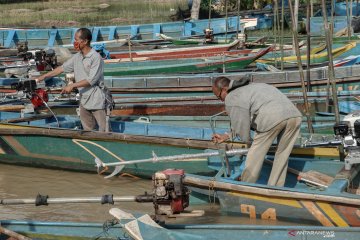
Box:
[152,169,189,215]
[31,89,49,108]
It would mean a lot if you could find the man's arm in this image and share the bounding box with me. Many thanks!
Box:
[61,79,91,94]
[35,66,64,82]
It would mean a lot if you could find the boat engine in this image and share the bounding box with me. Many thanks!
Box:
[152,169,190,215]
[11,79,49,109]
[334,111,360,170]
[34,49,58,71]
[136,169,190,216]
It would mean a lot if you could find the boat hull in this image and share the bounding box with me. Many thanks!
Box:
[1,219,360,240]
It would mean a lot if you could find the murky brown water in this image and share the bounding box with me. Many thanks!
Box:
[0,163,301,226]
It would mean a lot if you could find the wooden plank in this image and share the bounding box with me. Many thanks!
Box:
[184,175,360,206]
[301,201,334,226]
[0,226,31,240]
[1,114,53,123]
[0,105,24,111]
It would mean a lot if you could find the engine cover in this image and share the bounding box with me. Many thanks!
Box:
[31,89,49,108]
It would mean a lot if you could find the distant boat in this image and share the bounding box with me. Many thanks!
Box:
[0,16,253,48]
[108,39,241,61]
[257,42,356,65]
[103,46,271,76]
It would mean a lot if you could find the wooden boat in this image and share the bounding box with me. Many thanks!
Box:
[185,154,360,227]
[97,64,360,97]
[108,39,240,60]
[0,16,249,48]
[256,42,357,65]
[0,220,121,239]
[0,111,341,178]
[103,47,271,76]
[110,208,360,240]
[2,212,360,240]
[109,92,358,117]
[334,55,360,67]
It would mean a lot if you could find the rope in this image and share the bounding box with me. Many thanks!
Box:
[208,178,216,205]
[93,219,120,240]
[72,139,125,162]
[72,139,139,179]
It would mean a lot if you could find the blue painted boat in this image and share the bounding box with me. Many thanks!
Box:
[109,208,360,240]
[0,220,122,239]
[309,16,348,36]
[339,100,360,113]
[0,16,246,48]
[185,152,360,227]
[0,112,337,141]
[335,2,360,16]
[2,215,360,240]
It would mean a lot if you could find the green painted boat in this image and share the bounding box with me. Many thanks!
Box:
[0,111,341,178]
[103,47,271,76]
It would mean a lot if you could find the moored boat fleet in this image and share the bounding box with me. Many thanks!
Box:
[2,4,360,240]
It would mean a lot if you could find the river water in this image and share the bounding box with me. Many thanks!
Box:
[0,163,300,226]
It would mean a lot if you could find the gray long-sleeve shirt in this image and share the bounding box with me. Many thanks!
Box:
[225,83,302,142]
[62,48,105,110]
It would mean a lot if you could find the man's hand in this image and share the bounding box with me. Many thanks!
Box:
[61,84,74,94]
[212,133,230,144]
[33,75,46,83]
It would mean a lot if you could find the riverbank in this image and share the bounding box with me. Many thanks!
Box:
[0,0,187,28]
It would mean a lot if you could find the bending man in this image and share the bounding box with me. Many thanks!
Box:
[212,76,302,187]
[36,28,108,132]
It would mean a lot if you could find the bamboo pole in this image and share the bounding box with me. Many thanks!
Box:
[347,0,351,39]
[236,0,241,39]
[225,0,228,42]
[273,0,278,67]
[331,0,335,35]
[127,35,133,62]
[306,0,311,91]
[280,0,285,70]
[208,0,212,29]
[288,0,314,134]
[321,0,340,124]
[351,0,354,35]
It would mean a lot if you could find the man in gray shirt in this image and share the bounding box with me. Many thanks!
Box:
[36,28,108,132]
[212,76,302,187]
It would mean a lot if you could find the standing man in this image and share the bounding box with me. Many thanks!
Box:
[212,76,302,187]
[36,28,108,132]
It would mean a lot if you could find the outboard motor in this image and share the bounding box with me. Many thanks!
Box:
[152,169,190,215]
[34,49,58,71]
[135,169,190,218]
[204,28,214,43]
[11,79,48,109]
[334,111,360,170]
